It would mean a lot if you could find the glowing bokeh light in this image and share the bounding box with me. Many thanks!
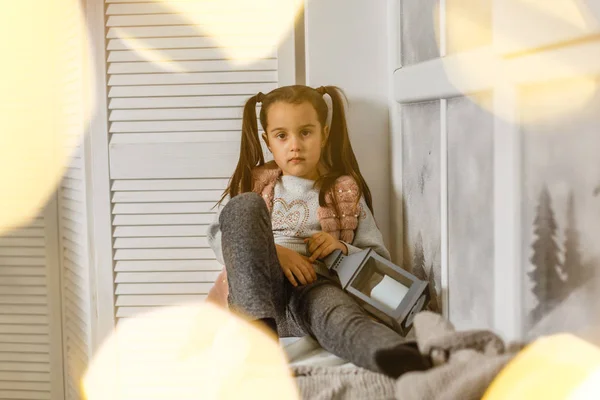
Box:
[83,303,299,400]
[0,0,93,234]
[436,0,599,124]
[112,0,304,71]
[483,334,600,399]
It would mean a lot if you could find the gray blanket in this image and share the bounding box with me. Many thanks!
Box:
[292,312,522,400]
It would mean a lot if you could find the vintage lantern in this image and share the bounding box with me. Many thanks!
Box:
[324,249,430,336]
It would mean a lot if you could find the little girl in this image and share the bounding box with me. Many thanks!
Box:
[207,85,430,378]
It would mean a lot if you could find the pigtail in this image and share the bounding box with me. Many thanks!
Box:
[217,94,264,206]
[317,86,374,214]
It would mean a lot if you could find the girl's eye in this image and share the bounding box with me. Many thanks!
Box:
[276,133,286,140]
[301,130,311,137]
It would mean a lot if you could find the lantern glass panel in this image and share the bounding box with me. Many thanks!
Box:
[349,256,413,311]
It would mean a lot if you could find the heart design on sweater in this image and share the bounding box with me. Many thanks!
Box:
[272,198,310,236]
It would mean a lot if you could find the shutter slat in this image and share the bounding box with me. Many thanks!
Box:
[0,257,45,267]
[111,179,228,191]
[113,225,209,237]
[64,259,88,278]
[0,371,49,382]
[115,259,221,272]
[0,335,48,344]
[60,178,83,191]
[108,47,276,62]
[109,107,243,121]
[106,14,276,28]
[0,287,47,296]
[113,190,223,203]
[0,277,47,287]
[109,119,242,133]
[0,315,48,325]
[116,283,214,295]
[115,271,220,283]
[116,306,160,318]
[0,390,51,399]
[0,325,48,335]
[64,266,88,288]
[4,228,45,238]
[109,82,276,97]
[108,71,276,86]
[0,305,48,315]
[106,25,275,38]
[0,248,46,257]
[110,132,241,144]
[108,95,248,109]
[0,267,46,277]
[27,219,45,229]
[106,1,286,14]
[0,353,49,363]
[114,248,214,260]
[62,228,85,247]
[114,237,209,249]
[108,60,276,75]
[113,214,214,226]
[60,220,84,236]
[0,363,50,373]
[61,190,84,204]
[0,238,45,248]
[0,296,47,305]
[0,343,50,353]
[107,36,273,50]
[116,294,207,307]
[63,241,86,258]
[0,381,51,391]
[60,198,83,213]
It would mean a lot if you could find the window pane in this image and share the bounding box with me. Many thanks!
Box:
[401,100,441,311]
[401,0,440,65]
[447,93,494,330]
[446,0,492,54]
[521,78,600,340]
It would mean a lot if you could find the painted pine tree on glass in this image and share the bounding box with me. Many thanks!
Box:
[528,185,564,325]
[561,191,586,300]
[412,233,427,281]
[411,232,440,313]
[427,264,440,313]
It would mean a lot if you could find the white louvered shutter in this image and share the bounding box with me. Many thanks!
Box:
[0,213,60,400]
[99,0,298,324]
[56,1,94,399]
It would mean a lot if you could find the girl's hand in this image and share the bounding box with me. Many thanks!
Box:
[304,232,348,263]
[275,245,317,287]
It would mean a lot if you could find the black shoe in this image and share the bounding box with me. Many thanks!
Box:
[257,317,278,338]
[374,342,432,378]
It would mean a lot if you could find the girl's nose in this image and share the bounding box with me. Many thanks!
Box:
[289,136,301,152]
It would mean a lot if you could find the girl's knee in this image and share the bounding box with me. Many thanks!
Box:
[220,192,268,224]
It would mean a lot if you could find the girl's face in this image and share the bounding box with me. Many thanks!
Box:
[262,101,329,180]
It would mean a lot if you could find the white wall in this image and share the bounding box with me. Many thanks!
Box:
[304,0,392,251]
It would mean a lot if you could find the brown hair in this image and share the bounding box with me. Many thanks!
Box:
[218,85,373,213]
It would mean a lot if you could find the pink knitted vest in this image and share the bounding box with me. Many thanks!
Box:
[250,161,361,243]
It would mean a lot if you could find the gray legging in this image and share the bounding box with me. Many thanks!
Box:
[219,192,408,373]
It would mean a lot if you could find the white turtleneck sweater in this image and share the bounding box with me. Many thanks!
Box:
[207,175,390,276]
